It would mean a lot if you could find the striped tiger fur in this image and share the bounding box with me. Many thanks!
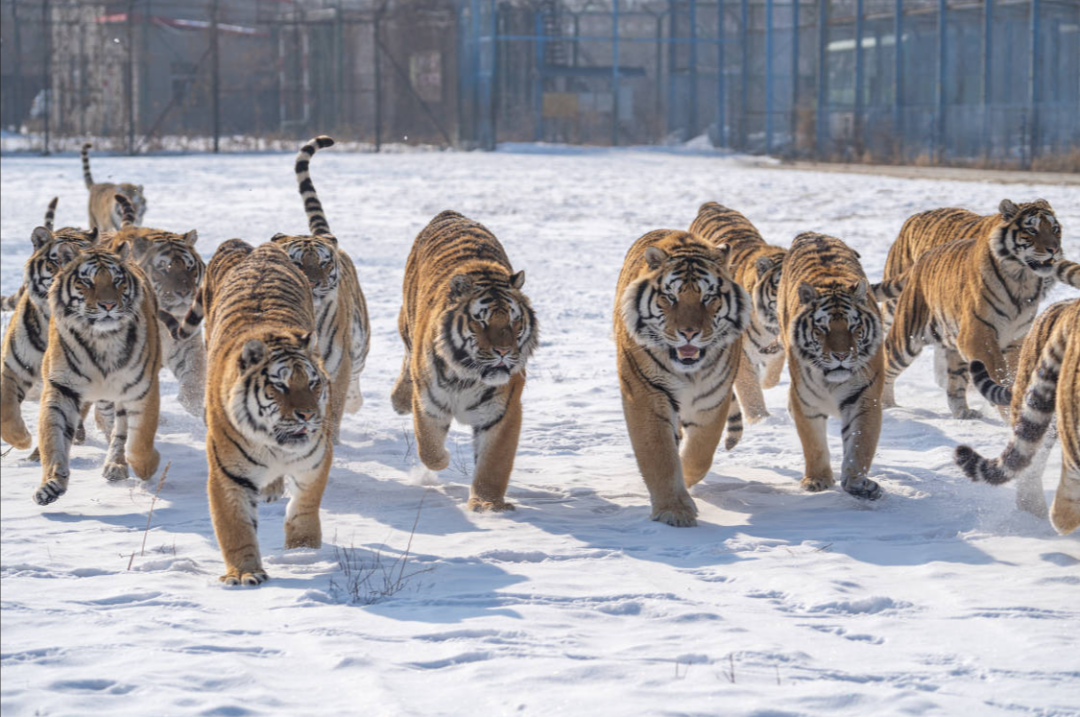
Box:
[882,199,1066,418]
[614,229,749,526]
[201,239,332,586]
[1,197,76,312]
[962,298,1076,519]
[1053,259,1080,289]
[107,194,205,419]
[955,299,1080,534]
[690,202,786,424]
[1,219,98,452]
[391,210,539,512]
[82,143,147,232]
[778,232,884,500]
[270,136,370,443]
[32,242,161,505]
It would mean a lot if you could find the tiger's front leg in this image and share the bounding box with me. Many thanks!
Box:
[838,370,883,500]
[680,393,733,489]
[0,368,34,450]
[284,451,331,549]
[468,377,523,512]
[788,369,834,493]
[208,456,266,586]
[102,407,131,482]
[33,380,82,505]
[411,387,451,471]
[125,378,161,481]
[761,351,785,389]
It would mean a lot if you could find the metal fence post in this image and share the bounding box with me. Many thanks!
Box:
[936,0,946,161]
[534,11,544,141]
[764,0,773,154]
[43,0,51,155]
[612,0,620,146]
[1029,0,1040,164]
[688,0,697,138]
[854,0,863,155]
[718,0,726,146]
[982,0,991,161]
[816,0,827,156]
[126,0,136,155]
[11,1,24,135]
[740,0,749,149]
[894,0,902,155]
[791,0,799,154]
[374,10,383,151]
[211,0,220,154]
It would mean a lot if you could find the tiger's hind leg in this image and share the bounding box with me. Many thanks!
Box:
[945,348,979,420]
[733,350,769,424]
[94,401,116,438]
[1014,422,1053,519]
[761,352,785,389]
[344,379,364,414]
[172,334,206,420]
[882,286,930,409]
[391,352,413,416]
[1050,415,1080,535]
[34,381,83,505]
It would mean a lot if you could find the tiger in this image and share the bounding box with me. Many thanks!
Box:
[32,241,161,505]
[105,194,205,419]
[881,200,1068,419]
[268,136,369,443]
[689,202,786,424]
[1,207,98,452]
[202,239,332,586]
[778,232,885,500]
[955,299,1079,535]
[81,143,147,232]
[614,229,750,526]
[391,210,538,512]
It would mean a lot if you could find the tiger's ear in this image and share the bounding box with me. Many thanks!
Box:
[115,242,132,262]
[1031,198,1052,212]
[450,275,473,298]
[712,243,731,269]
[240,339,265,370]
[510,270,525,289]
[797,282,819,304]
[999,199,1020,220]
[851,279,868,302]
[54,242,82,267]
[297,331,316,351]
[31,226,52,250]
[130,235,150,258]
[270,232,289,243]
[755,256,774,276]
[87,227,99,244]
[182,229,198,246]
[644,246,667,270]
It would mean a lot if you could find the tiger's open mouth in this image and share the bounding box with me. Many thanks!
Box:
[671,344,703,365]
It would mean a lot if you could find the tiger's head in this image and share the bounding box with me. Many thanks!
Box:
[437,269,538,386]
[228,331,329,452]
[124,229,203,317]
[110,184,147,227]
[52,245,142,333]
[997,199,1062,276]
[791,280,881,383]
[271,233,340,304]
[748,250,785,333]
[622,238,750,373]
[24,225,99,312]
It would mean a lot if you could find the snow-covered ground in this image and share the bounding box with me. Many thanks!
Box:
[2,147,1078,717]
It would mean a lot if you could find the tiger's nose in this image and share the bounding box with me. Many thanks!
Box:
[99,301,117,311]
[493,346,511,357]
[295,409,316,422]
[679,329,700,342]
[832,351,849,361]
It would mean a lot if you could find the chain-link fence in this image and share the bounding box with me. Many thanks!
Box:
[2,0,1077,168]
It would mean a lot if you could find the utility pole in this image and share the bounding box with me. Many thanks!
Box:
[212,0,221,153]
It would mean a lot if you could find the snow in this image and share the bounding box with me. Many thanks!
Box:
[2,148,1079,716]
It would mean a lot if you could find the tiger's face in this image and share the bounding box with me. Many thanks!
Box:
[272,234,340,304]
[750,254,784,332]
[229,332,329,451]
[128,230,203,316]
[25,225,98,310]
[439,270,538,386]
[54,246,139,333]
[623,244,750,374]
[792,281,880,383]
[111,184,147,226]
[999,199,1062,276]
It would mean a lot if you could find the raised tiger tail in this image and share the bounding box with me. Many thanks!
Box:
[968,360,1012,407]
[870,271,907,302]
[954,322,1067,484]
[81,143,94,188]
[158,289,205,342]
[295,135,336,236]
[1054,259,1080,290]
[44,197,58,231]
[114,193,137,228]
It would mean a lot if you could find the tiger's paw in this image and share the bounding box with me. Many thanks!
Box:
[420,448,450,472]
[28,447,41,462]
[344,383,364,413]
[843,477,883,501]
[102,461,130,482]
[74,421,87,445]
[467,497,516,513]
[1,421,33,450]
[220,569,269,587]
[261,477,285,503]
[650,494,698,527]
[800,475,835,493]
[284,529,322,549]
[33,474,68,506]
[128,449,160,481]
[951,408,981,420]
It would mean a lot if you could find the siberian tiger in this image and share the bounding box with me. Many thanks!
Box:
[106,194,205,418]
[689,202,786,424]
[202,239,331,586]
[778,232,884,500]
[955,299,1079,535]
[615,229,749,526]
[1,210,98,452]
[269,136,369,442]
[882,200,1068,418]
[32,241,161,505]
[391,210,538,512]
[82,143,147,232]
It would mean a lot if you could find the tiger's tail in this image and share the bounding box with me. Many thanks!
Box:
[44,197,58,231]
[81,143,94,188]
[969,360,1012,407]
[295,135,336,237]
[954,323,1066,484]
[114,193,137,228]
[870,272,907,302]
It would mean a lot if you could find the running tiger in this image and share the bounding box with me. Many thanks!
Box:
[32,239,161,505]
[882,199,1067,418]
[107,194,205,418]
[82,143,147,232]
[955,299,1079,535]
[689,202,786,424]
[777,232,884,500]
[269,136,369,442]
[615,229,749,526]
[201,239,332,586]
[1,206,98,452]
[391,210,538,512]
